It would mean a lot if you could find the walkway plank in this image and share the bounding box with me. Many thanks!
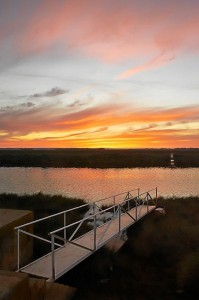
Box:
[21,205,155,281]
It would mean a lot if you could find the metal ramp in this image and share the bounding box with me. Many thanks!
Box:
[15,188,157,281]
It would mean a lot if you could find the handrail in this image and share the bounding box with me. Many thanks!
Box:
[19,229,62,247]
[15,188,157,238]
[15,187,157,276]
[14,202,89,230]
[14,188,141,230]
[49,188,157,236]
[94,188,140,203]
[49,203,119,236]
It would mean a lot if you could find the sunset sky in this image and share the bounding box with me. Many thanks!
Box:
[0,0,199,148]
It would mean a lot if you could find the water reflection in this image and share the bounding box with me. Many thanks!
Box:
[0,167,198,201]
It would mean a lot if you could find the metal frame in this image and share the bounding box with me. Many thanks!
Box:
[15,187,158,280]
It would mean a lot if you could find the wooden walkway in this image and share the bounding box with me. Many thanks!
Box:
[20,205,155,281]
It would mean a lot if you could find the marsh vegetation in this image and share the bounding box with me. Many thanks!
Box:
[71,196,199,300]
[0,193,89,258]
[1,193,199,299]
[0,148,198,168]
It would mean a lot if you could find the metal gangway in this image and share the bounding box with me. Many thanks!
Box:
[15,188,158,281]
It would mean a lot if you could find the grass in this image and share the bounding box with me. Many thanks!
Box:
[1,193,199,298]
[0,192,87,216]
[0,193,89,258]
[69,196,199,300]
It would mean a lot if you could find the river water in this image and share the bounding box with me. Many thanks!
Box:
[0,167,198,202]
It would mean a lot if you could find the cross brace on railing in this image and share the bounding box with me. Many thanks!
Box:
[15,187,158,280]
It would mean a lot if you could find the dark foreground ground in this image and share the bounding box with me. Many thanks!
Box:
[1,194,199,299]
[0,148,198,168]
[62,196,199,300]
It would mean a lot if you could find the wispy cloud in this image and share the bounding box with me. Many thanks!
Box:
[0,102,35,112]
[0,98,198,148]
[1,0,199,68]
[32,87,68,98]
[67,97,93,108]
[117,54,175,79]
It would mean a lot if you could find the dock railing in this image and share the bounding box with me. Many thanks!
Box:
[15,187,158,279]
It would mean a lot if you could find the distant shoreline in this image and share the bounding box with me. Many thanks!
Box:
[0,148,198,168]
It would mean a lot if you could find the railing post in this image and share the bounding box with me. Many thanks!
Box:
[136,188,140,220]
[93,203,96,215]
[113,196,116,215]
[155,187,158,207]
[17,229,20,271]
[118,205,121,233]
[94,214,97,251]
[51,234,55,281]
[127,192,130,211]
[64,212,67,243]
[135,199,138,220]
[147,193,149,213]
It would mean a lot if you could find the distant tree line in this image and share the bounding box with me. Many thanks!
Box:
[0,148,198,168]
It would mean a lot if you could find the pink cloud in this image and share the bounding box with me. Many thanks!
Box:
[117,54,175,79]
[11,0,199,64]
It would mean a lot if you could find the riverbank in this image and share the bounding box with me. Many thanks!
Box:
[0,148,199,168]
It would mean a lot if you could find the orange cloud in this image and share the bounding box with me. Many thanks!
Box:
[1,127,198,149]
[0,100,199,148]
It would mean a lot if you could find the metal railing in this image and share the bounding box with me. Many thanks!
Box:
[15,187,157,280]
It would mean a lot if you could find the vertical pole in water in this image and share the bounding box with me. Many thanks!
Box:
[64,212,67,244]
[51,234,55,281]
[17,229,20,271]
[155,187,158,207]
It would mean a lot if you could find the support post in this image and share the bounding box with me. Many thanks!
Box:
[64,212,67,243]
[51,234,55,281]
[17,229,20,271]
[135,199,138,220]
[147,193,149,213]
[94,214,97,251]
[119,205,121,233]
[93,203,96,215]
[113,196,116,215]
[136,188,140,220]
[127,192,130,211]
[155,187,158,207]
